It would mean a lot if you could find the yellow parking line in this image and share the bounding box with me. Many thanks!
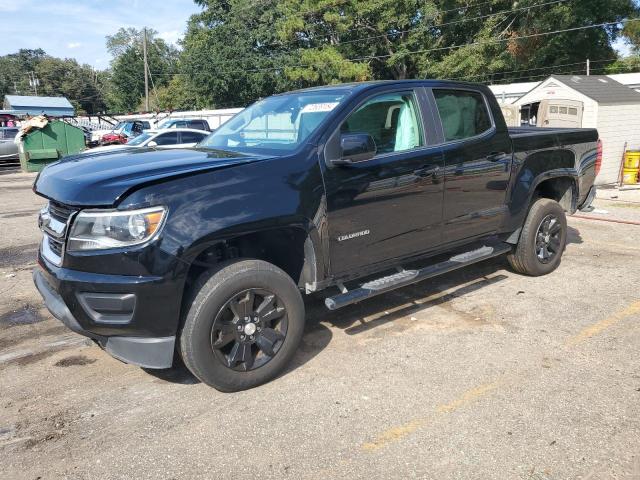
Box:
[361,381,500,452]
[360,302,640,454]
[567,300,640,346]
[437,382,500,413]
[362,418,426,451]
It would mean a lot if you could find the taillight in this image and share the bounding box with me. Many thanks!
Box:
[595,139,602,176]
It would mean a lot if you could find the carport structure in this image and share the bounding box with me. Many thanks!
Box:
[514,75,640,185]
[2,95,75,118]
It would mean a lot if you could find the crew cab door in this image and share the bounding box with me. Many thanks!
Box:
[429,88,512,242]
[323,88,444,276]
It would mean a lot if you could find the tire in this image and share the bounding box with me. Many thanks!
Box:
[507,198,567,276]
[179,259,305,392]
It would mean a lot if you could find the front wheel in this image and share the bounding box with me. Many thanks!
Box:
[508,198,567,276]
[179,259,305,392]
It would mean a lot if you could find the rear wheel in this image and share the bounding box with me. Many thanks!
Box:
[508,198,567,276]
[180,259,305,392]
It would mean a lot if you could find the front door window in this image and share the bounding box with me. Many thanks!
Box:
[341,92,424,155]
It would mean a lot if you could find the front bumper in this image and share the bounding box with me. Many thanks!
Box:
[33,256,179,369]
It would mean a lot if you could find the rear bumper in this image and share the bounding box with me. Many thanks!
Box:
[579,185,597,212]
[33,261,177,369]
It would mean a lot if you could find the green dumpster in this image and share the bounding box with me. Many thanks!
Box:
[19,121,85,172]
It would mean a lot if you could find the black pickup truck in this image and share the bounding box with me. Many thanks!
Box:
[33,80,599,391]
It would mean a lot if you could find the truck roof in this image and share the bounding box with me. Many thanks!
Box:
[284,79,484,95]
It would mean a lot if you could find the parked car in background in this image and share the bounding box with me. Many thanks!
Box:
[100,132,128,146]
[85,128,209,154]
[0,127,19,161]
[155,118,211,132]
[96,120,152,145]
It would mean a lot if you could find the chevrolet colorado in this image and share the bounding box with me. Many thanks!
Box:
[32,80,599,391]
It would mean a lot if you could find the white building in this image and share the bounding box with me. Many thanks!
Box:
[489,72,640,105]
[512,75,640,184]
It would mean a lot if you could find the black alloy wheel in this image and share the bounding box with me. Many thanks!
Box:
[180,259,305,391]
[535,214,562,264]
[507,197,567,277]
[210,289,288,371]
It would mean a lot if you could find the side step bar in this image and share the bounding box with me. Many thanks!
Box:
[324,243,512,310]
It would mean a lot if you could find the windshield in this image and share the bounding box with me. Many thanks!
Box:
[199,92,346,154]
[127,132,154,146]
[156,119,176,129]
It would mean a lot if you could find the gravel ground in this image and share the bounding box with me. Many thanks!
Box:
[1,171,639,480]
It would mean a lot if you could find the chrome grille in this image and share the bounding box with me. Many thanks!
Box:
[48,201,76,223]
[39,201,77,265]
[48,237,63,256]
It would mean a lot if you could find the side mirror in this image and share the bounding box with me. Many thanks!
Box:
[334,133,376,165]
[147,141,158,148]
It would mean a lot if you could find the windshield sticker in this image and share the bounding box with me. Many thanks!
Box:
[301,102,339,113]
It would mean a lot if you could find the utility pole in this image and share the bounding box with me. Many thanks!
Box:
[143,27,149,111]
[28,72,40,95]
[586,59,590,76]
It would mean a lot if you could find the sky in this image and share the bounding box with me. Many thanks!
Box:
[0,0,635,70]
[0,0,203,68]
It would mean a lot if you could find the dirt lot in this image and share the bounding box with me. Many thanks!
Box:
[1,169,639,480]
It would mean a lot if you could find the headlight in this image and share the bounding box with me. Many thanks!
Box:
[67,206,167,251]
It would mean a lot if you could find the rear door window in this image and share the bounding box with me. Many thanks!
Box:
[188,120,209,131]
[433,89,492,142]
[153,132,179,145]
[180,131,208,144]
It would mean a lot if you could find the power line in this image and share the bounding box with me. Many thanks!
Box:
[200,0,505,41]
[505,64,610,81]
[448,57,619,83]
[171,0,574,70]
[150,18,638,77]
[345,19,636,63]
[330,0,570,48]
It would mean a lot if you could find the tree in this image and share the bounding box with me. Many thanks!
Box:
[0,49,106,114]
[621,14,640,52]
[105,27,179,112]
[0,49,47,99]
[179,0,295,108]
[147,75,199,111]
[274,0,639,84]
[425,0,639,83]
[178,0,639,110]
[605,55,640,73]
[275,0,440,81]
[35,57,105,114]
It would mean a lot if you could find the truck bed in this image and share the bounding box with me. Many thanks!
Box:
[508,126,598,152]
[508,126,596,137]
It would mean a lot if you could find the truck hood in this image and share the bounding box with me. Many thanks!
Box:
[34,147,264,207]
